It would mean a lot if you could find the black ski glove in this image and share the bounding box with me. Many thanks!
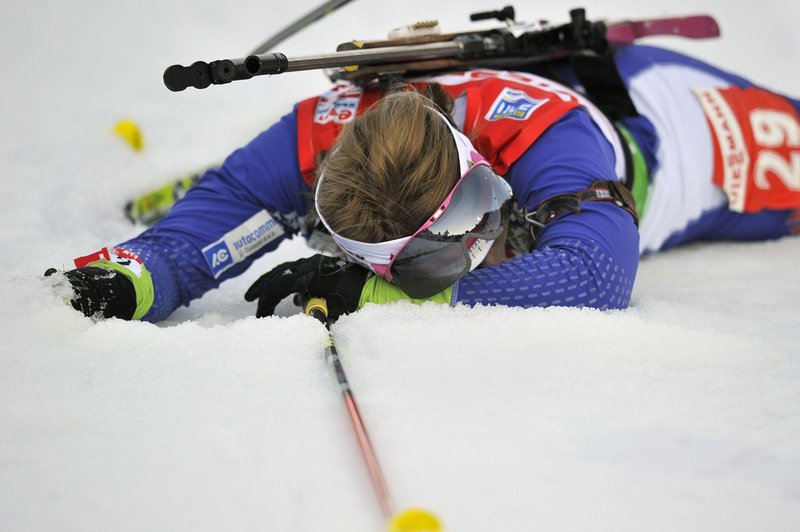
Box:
[44,267,137,320]
[244,254,370,320]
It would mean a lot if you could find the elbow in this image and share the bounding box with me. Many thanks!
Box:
[579,243,638,311]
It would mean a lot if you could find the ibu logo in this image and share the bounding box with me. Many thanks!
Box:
[486,88,547,121]
[203,240,233,276]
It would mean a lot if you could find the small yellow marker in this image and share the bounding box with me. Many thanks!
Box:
[113,119,144,151]
[343,40,364,71]
[388,508,443,532]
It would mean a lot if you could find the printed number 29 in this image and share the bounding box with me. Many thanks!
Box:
[750,109,800,190]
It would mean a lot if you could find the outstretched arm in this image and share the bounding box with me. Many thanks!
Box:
[112,109,311,321]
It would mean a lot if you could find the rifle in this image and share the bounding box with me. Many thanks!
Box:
[126,6,719,225]
[163,7,719,91]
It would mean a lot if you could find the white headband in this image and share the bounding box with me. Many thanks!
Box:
[315,107,486,269]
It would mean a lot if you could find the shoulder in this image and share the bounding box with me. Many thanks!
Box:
[507,108,621,207]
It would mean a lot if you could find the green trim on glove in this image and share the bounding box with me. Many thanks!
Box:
[358,275,453,309]
[88,259,154,320]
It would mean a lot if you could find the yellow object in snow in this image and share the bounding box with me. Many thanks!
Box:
[388,508,443,532]
[113,119,144,151]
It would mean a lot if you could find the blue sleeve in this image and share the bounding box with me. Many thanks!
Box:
[117,108,310,322]
[453,108,640,310]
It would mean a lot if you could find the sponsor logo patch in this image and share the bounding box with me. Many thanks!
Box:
[485,88,548,121]
[314,84,363,124]
[202,210,283,277]
[203,241,233,276]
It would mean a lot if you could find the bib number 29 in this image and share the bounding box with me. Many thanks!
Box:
[750,109,800,191]
[695,86,800,212]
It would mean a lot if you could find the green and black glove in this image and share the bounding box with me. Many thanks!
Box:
[244,255,370,320]
[44,267,137,320]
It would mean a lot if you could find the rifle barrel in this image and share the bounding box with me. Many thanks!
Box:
[164,40,465,91]
[245,41,463,75]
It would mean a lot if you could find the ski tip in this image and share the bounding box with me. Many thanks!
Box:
[607,14,722,46]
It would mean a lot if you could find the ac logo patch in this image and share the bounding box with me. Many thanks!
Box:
[485,88,548,121]
[202,210,284,278]
[204,241,233,275]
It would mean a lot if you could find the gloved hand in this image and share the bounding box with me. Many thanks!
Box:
[44,267,137,320]
[244,254,370,320]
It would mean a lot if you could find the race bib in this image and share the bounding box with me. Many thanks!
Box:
[694,86,800,212]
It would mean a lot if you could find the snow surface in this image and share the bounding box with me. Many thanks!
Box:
[2,1,799,530]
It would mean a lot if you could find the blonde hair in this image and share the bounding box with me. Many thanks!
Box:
[315,87,459,243]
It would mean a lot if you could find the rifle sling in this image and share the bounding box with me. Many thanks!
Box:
[570,50,639,121]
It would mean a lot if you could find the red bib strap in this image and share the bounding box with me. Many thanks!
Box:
[296,71,583,185]
[459,77,581,174]
[297,83,382,186]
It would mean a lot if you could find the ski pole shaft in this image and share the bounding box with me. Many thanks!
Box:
[250,0,357,55]
[163,0,359,92]
[305,298,396,520]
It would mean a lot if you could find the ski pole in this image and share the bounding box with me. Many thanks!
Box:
[250,0,357,55]
[164,0,362,91]
[304,297,442,532]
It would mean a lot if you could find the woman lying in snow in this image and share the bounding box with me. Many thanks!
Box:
[46,44,800,321]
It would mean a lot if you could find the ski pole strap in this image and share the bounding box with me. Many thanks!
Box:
[531,179,639,229]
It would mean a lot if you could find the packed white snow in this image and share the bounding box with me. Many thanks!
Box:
[1,1,799,530]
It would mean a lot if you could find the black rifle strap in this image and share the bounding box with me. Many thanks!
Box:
[570,50,639,121]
